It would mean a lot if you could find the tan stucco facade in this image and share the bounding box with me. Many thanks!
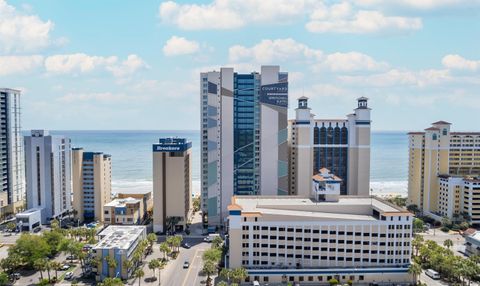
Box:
[153,143,192,233]
[72,149,112,223]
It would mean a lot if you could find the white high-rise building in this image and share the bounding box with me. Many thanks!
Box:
[25,130,72,224]
[0,88,25,215]
[200,66,288,227]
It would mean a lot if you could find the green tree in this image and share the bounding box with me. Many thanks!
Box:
[105,256,117,277]
[444,239,454,249]
[6,222,16,232]
[59,239,83,263]
[148,259,160,281]
[408,262,422,284]
[202,260,216,286]
[122,259,133,279]
[0,254,22,274]
[328,278,339,286]
[9,233,50,268]
[134,268,145,286]
[44,260,52,282]
[203,248,222,264]
[193,197,201,212]
[147,233,157,250]
[34,258,47,281]
[219,268,232,284]
[212,236,223,249]
[413,218,425,233]
[160,242,171,261]
[231,267,248,284]
[412,235,424,257]
[50,219,60,230]
[42,230,65,256]
[407,204,420,215]
[98,277,123,286]
[0,272,9,286]
[216,282,228,286]
[50,261,61,280]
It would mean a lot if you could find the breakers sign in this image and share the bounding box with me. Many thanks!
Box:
[260,82,288,108]
[153,145,187,152]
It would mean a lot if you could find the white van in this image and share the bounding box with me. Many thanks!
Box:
[252,281,260,286]
[426,269,440,279]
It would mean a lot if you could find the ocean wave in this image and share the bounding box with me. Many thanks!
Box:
[111,179,201,196]
[370,181,407,197]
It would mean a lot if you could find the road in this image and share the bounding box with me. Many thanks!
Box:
[162,241,208,286]
[420,228,467,257]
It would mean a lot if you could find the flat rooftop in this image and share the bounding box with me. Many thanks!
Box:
[230,196,409,221]
[116,189,151,195]
[94,225,145,250]
[105,197,140,207]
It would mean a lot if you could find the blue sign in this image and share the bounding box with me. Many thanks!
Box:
[260,82,288,108]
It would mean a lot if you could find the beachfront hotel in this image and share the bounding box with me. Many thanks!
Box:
[408,121,480,223]
[72,148,112,223]
[24,130,72,224]
[152,137,192,233]
[201,66,288,227]
[288,96,371,197]
[0,88,25,216]
[227,191,413,284]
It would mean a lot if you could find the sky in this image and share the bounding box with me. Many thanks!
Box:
[0,0,479,131]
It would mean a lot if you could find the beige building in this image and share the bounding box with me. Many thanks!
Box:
[72,148,112,223]
[93,225,146,281]
[227,195,413,285]
[288,96,371,197]
[408,121,480,222]
[103,197,143,225]
[117,190,152,219]
[153,138,192,233]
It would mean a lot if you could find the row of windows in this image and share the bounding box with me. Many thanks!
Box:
[243,225,411,233]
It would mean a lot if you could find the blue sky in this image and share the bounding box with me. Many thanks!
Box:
[1,0,479,131]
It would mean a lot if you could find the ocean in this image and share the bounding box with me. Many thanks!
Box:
[45,130,408,197]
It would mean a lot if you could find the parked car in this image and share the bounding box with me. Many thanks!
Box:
[183,261,190,269]
[66,255,77,261]
[59,264,70,271]
[64,272,74,280]
[182,242,191,249]
[33,227,41,233]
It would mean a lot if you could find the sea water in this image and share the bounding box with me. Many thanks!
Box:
[43,130,408,197]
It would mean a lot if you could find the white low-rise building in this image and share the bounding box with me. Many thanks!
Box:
[228,195,413,285]
[16,208,42,231]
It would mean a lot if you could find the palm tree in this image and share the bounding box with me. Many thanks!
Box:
[147,233,157,249]
[134,268,145,286]
[148,259,160,281]
[50,261,61,280]
[160,242,171,261]
[122,259,133,278]
[219,268,232,284]
[412,235,424,257]
[232,267,248,284]
[212,236,223,249]
[444,239,454,249]
[34,258,46,280]
[45,260,52,282]
[409,262,422,284]
[202,260,216,286]
[105,256,117,277]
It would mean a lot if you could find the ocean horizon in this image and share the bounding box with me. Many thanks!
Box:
[28,130,408,197]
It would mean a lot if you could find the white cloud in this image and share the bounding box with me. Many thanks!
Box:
[229,38,323,64]
[339,68,451,87]
[158,0,314,30]
[163,36,199,56]
[0,55,43,76]
[57,92,136,103]
[106,54,148,77]
[318,52,388,72]
[44,53,147,77]
[229,38,386,73]
[0,0,55,52]
[306,2,422,34]
[442,54,479,71]
[353,0,480,10]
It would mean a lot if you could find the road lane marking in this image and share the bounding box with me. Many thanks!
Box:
[182,249,202,286]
